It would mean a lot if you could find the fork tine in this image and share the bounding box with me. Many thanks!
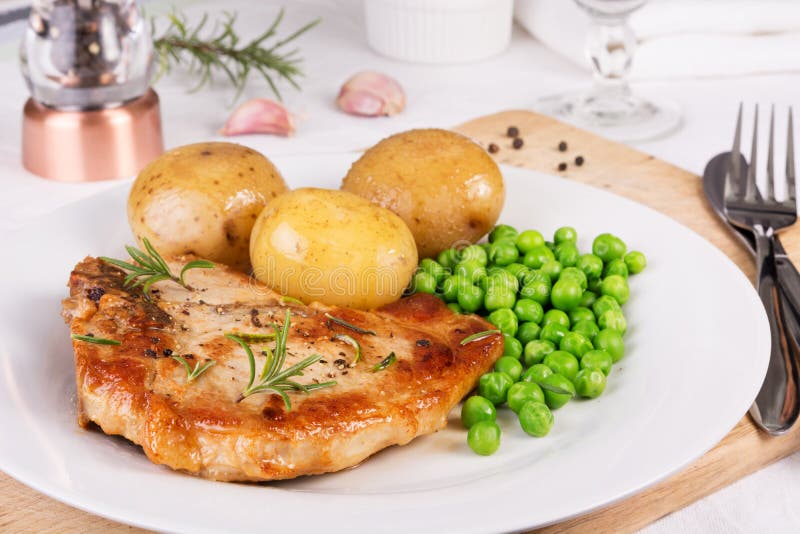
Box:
[729,103,743,199]
[788,107,796,203]
[745,105,759,201]
[766,105,775,200]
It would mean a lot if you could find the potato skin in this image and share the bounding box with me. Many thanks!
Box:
[128,142,288,271]
[250,188,418,309]
[341,129,505,258]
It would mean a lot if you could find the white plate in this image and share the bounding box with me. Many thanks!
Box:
[0,153,769,533]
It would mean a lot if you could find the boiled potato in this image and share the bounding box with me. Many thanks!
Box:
[341,129,505,258]
[128,142,288,271]
[250,188,418,309]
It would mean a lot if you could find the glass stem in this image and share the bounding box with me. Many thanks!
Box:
[584,16,636,102]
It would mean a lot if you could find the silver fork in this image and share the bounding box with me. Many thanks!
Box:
[724,104,800,435]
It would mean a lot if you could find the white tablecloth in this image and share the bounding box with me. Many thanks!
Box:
[0,0,798,532]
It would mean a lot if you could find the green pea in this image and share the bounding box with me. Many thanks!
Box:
[507,382,545,414]
[489,224,519,243]
[516,230,546,254]
[461,395,497,428]
[447,302,463,314]
[592,233,627,262]
[437,248,460,271]
[514,298,544,324]
[457,284,485,313]
[581,349,613,376]
[601,274,630,305]
[559,266,588,290]
[539,323,568,345]
[522,245,555,269]
[478,371,514,405]
[467,420,501,455]
[587,277,603,294]
[594,329,625,362]
[543,309,570,328]
[550,279,583,311]
[541,373,576,410]
[454,260,487,285]
[494,356,523,382]
[545,241,556,251]
[484,284,517,311]
[419,258,449,284]
[502,334,523,359]
[554,226,578,245]
[487,308,518,336]
[569,306,595,324]
[481,271,519,293]
[522,363,553,384]
[520,280,551,306]
[543,350,580,382]
[489,240,520,266]
[505,262,530,282]
[522,269,552,288]
[604,258,629,279]
[518,401,554,437]
[523,339,555,366]
[572,320,600,341]
[541,260,563,282]
[555,242,580,267]
[411,271,437,294]
[516,322,542,346]
[577,253,604,280]
[574,368,607,399]
[579,290,597,308]
[461,244,488,266]
[560,331,593,358]
[598,309,627,334]
[624,251,647,274]
[592,295,621,317]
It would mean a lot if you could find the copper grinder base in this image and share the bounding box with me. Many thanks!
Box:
[22,89,164,183]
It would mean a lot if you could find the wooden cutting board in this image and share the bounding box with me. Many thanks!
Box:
[2,110,800,533]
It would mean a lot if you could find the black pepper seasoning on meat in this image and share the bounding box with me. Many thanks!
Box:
[506,126,519,138]
[558,141,568,152]
[512,138,524,149]
[86,287,105,302]
[416,339,431,347]
[163,348,173,356]
[557,162,568,172]
[144,348,157,357]
[575,155,585,166]
[250,309,262,327]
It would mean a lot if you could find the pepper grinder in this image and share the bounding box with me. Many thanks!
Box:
[20,0,163,182]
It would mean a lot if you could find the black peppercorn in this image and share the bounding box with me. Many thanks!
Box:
[512,138,524,149]
[506,126,519,138]
[488,143,500,154]
[163,348,173,356]
[557,162,568,172]
[575,155,584,166]
[558,141,568,152]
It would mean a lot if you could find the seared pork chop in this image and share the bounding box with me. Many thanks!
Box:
[62,257,503,481]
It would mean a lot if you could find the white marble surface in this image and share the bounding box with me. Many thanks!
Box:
[0,0,798,532]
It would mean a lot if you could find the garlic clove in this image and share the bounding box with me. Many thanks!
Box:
[220,98,295,137]
[336,71,405,117]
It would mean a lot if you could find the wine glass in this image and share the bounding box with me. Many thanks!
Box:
[535,0,681,141]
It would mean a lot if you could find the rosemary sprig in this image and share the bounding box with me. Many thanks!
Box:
[460,330,501,346]
[71,334,121,346]
[333,334,361,365]
[172,355,216,383]
[325,313,377,336]
[281,295,304,305]
[227,310,336,409]
[370,352,396,373]
[533,380,575,397]
[223,331,276,343]
[100,238,214,298]
[152,9,320,102]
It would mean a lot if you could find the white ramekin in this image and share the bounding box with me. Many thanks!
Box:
[364,0,514,64]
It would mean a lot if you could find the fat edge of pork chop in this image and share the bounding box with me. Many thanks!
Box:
[62,256,503,481]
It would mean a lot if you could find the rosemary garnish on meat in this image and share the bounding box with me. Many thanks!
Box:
[100,238,214,298]
[459,330,501,346]
[223,331,276,343]
[333,334,361,365]
[227,310,336,409]
[172,356,216,383]
[71,334,121,345]
[281,295,304,305]
[325,313,377,335]
[370,352,396,372]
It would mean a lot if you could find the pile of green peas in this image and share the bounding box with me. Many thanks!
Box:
[410,224,647,455]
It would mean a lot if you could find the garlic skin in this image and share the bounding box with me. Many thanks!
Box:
[220,98,295,137]
[336,71,405,117]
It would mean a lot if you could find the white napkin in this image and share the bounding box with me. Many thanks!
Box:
[514,0,800,79]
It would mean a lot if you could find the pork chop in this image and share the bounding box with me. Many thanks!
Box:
[62,257,503,481]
